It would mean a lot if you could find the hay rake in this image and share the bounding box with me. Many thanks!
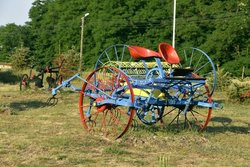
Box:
[50,42,222,139]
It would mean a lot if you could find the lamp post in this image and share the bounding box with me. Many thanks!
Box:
[79,12,89,72]
[172,0,176,48]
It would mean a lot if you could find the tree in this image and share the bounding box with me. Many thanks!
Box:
[10,47,30,70]
[0,24,31,62]
[2,0,245,76]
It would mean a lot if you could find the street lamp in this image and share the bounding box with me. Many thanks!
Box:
[172,0,176,48]
[79,12,89,72]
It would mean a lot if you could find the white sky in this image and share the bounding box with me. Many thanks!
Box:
[0,0,34,26]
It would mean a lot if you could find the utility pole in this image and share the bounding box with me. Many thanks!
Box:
[79,13,89,72]
[172,0,176,48]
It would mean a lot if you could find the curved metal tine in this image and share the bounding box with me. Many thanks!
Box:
[109,111,119,137]
[109,109,126,129]
[46,96,58,106]
[101,110,108,133]
[194,61,210,73]
[189,48,194,67]
[90,111,99,129]
[184,114,192,128]
[102,68,115,90]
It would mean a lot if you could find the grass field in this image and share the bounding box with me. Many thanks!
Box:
[0,72,250,167]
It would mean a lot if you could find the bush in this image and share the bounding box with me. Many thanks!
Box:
[217,65,232,91]
[226,78,250,102]
[10,47,30,70]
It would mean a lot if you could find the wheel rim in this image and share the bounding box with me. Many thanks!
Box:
[162,79,212,130]
[137,105,164,125]
[79,66,135,139]
[177,47,216,96]
[95,44,131,69]
[136,68,164,125]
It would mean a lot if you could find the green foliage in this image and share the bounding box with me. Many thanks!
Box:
[10,47,30,70]
[226,79,250,102]
[0,24,32,62]
[0,0,249,75]
[215,65,232,91]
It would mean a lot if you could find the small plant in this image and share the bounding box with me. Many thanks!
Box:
[214,65,232,91]
[159,154,168,167]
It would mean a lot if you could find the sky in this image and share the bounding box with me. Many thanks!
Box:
[0,0,34,26]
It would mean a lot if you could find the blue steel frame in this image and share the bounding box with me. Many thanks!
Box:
[52,61,221,110]
[51,44,222,129]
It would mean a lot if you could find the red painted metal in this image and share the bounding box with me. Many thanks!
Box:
[158,43,180,64]
[79,66,135,139]
[128,46,161,59]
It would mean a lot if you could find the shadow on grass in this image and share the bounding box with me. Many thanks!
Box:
[10,100,47,112]
[131,116,249,134]
[0,71,20,84]
[213,99,226,104]
[207,116,250,134]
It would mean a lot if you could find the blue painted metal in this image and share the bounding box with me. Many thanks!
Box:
[51,44,222,129]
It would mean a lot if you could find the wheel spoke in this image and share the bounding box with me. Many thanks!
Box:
[194,61,210,73]
[162,107,178,118]
[169,109,181,126]
[189,48,194,67]
[193,53,203,70]
[191,110,207,118]
[79,66,134,139]
[114,45,119,61]
[121,45,126,62]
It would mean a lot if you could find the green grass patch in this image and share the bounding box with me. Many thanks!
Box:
[0,83,250,166]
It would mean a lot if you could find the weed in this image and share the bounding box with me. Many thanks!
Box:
[103,144,129,155]
[159,154,169,167]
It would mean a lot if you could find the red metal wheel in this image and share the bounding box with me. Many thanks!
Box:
[79,66,135,139]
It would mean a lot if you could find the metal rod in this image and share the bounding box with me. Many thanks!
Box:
[79,13,89,72]
[172,0,176,48]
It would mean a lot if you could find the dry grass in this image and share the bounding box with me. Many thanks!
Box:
[0,81,250,166]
